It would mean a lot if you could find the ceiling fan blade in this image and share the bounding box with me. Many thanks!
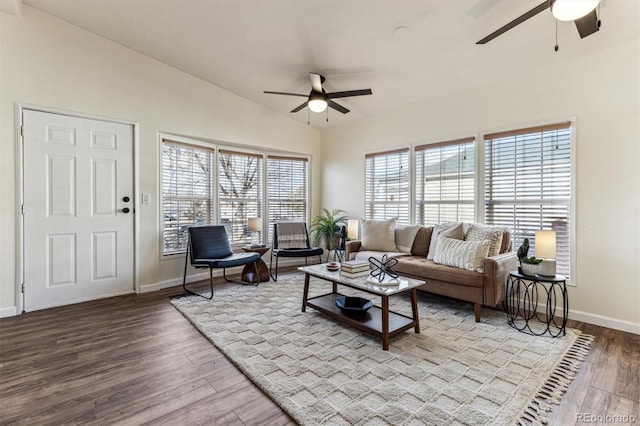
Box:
[264,91,308,97]
[309,73,323,93]
[326,89,373,99]
[476,1,549,44]
[328,100,350,114]
[574,9,599,38]
[290,102,308,113]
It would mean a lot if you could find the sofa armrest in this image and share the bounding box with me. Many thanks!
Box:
[483,252,519,307]
[345,240,362,261]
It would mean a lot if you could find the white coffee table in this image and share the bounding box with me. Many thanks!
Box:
[298,263,425,350]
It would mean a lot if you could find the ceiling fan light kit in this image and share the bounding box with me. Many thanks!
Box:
[551,0,600,21]
[264,72,372,120]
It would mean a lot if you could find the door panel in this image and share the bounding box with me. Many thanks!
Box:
[23,110,134,311]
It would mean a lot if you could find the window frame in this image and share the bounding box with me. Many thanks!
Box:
[158,133,311,258]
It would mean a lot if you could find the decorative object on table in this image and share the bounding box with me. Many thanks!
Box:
[339,259,369,278]
[325,262,340,271]
[247,217,263,247]
[310,208,347,259]
[334,296,373,315]
[369,254,399,283]
[520,256,542,276]
[517,238,530,261]
[535,230,557,277]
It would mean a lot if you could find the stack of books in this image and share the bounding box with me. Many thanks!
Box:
[340,260,370,278]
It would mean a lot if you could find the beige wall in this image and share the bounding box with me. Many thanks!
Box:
[0,7,321,313]
[322,40,640,332]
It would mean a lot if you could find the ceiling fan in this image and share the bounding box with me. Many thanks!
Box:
[264,72,372,115]
[476,0,601,45]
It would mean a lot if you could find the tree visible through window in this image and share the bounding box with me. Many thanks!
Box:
[484,122,572,277]
[161,140,214,255]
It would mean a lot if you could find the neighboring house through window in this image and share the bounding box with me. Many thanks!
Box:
[415,138,475,225]
[364,148,410,223]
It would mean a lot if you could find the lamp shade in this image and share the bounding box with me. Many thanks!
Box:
[347,219,359,240]
[535,230,556,259]
[308,92,327,113]
[247,217,262,232]
[551,0,600,21]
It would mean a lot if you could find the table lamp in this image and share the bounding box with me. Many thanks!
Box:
[535,230,556,277]
[347,219,359,240]
[248,217,262,246]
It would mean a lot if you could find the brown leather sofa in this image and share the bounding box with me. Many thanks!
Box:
[345,225,518,322]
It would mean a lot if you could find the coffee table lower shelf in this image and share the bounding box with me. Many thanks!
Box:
[306,293,416,343]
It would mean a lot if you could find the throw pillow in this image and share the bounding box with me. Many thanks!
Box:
[465,224,504,257]
[434,237,491,272]
[359,218,398,252]
[395,225,423,253]
[426,222,463,260]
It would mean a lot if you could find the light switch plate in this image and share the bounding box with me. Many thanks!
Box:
[142,193,151,204]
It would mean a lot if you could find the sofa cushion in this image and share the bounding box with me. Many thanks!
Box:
[426,222,463,260]
[465,224,503,257]
[394,256,484,288]
[411,226,433,257]
[395,225,422,253]
[434,237,491,272]
[360,218,398,252]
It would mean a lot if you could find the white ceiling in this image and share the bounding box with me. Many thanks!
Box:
[23,0,639,129]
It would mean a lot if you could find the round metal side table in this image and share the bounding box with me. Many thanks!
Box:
[505,271,568,337]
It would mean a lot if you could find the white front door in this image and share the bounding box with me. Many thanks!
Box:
[22,110,135,311]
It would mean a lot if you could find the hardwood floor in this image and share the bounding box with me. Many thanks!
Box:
[1,271,638,425]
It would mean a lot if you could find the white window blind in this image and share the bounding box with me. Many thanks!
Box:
[415,138,475,225]
[365,149,410,223]
[218,150,263,245]
[267,156,309,243]
[162,140,214,255]
[484,122,572,277]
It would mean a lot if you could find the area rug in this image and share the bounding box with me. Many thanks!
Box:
[171,274,593,425]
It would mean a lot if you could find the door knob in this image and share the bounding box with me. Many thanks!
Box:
[122,196,130,202]
[122,207,130,214]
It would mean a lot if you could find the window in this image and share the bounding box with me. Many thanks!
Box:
[415,138,475,225]
[484,122,572,276]
[218,150,263,245]
[365,149,410,223]
[267,156,309,242]
[161,140,214,255]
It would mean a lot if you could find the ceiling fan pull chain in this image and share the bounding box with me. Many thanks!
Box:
[307,108,310,125]
[326,108,329,123]
[554,19,559,52]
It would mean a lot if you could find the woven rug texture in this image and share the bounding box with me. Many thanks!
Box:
[171,274,591,425]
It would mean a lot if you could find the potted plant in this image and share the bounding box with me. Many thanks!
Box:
[310,208,348,252]
[520,256,543,276]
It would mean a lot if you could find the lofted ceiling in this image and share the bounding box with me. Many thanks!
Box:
[22,0,639,129]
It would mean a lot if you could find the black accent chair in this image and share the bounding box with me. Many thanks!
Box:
[269,222,323,281]
[183,225,262,299]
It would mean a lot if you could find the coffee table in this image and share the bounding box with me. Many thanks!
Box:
[298,264,425,350]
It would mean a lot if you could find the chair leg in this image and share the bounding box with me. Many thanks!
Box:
[223,268,232,282]
[317,254,322,265]
[272,256,279,281]
[254,261,260,286]
[182,259,214,299]
[269,252,276,281]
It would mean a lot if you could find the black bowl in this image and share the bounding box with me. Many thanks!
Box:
[335,297,373,315]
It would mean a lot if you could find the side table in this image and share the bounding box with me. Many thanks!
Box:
[505,271,568,337]
[241,246,270,284]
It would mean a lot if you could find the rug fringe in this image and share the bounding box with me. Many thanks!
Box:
[518,333,595,425]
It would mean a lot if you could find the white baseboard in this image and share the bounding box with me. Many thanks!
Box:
[0,306,18,318]
[569,309,640,335]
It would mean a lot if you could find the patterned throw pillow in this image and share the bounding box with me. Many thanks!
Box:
[433,236,491,272]
[360,218,399,252]
[426,222,463,260]
[465,224,504,257]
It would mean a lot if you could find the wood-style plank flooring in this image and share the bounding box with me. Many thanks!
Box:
[1,270,638,425]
